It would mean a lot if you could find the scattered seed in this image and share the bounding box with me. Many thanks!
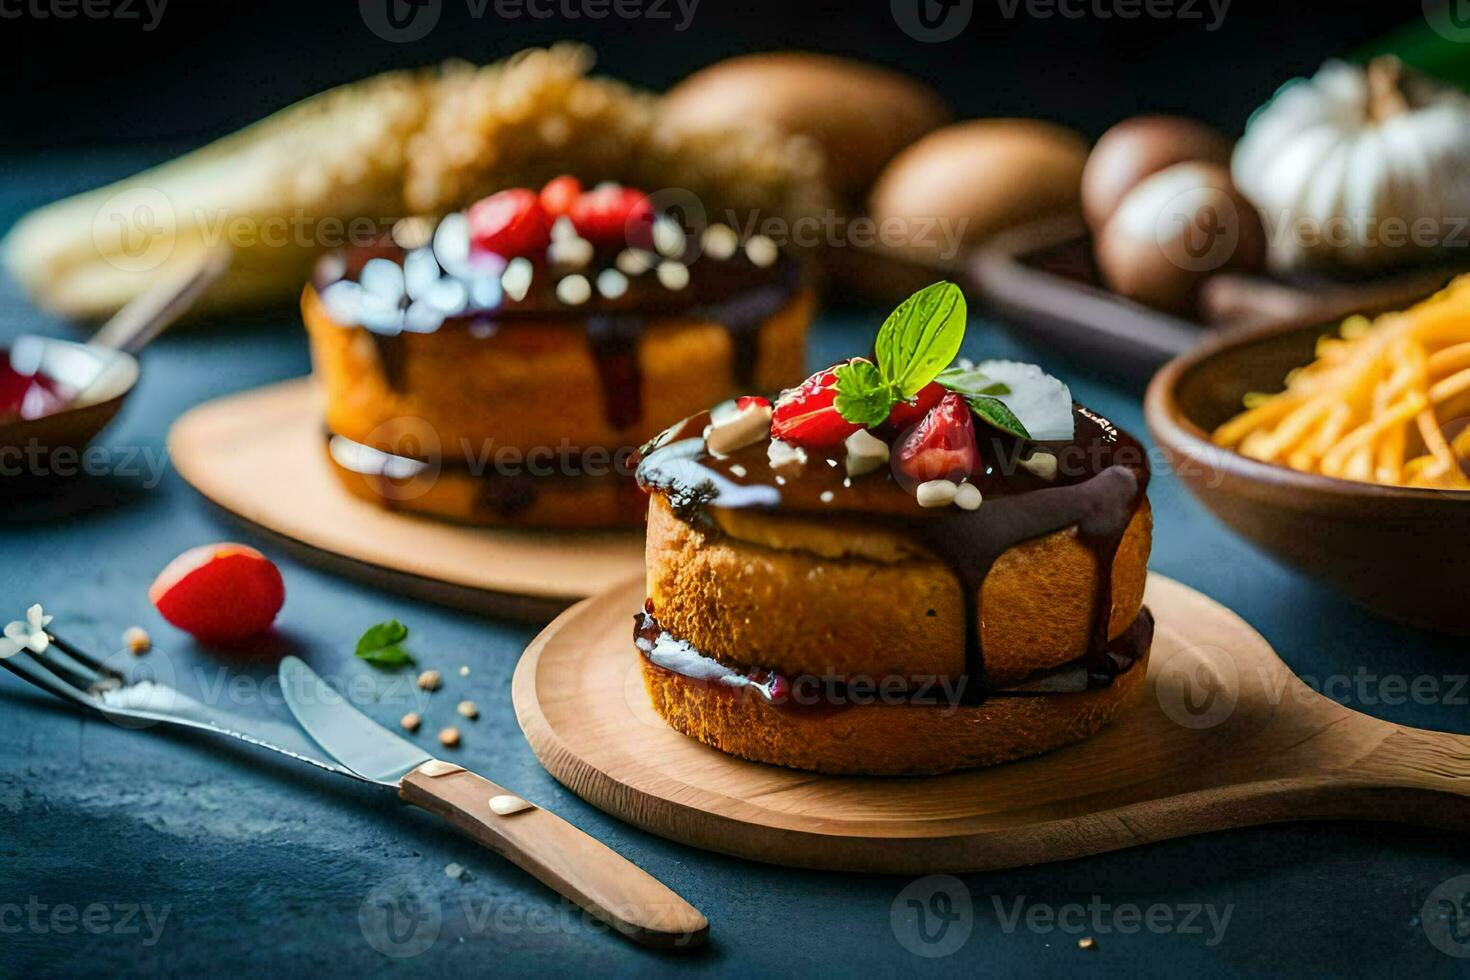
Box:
[1078,937,1096,950]
[458,665,470,677]
[555,274,592,306]
[548,235,593,269]
[1020,451,1059,481]
[400,712,421,732]
[444,862,466,880]
[123,626,151,655]
[656,261,689,291]
[501,257,533,302]
[843,428,889,477]
[652,217,686,258]
[616,248,654,276]
[457,700,479,720]
[417,669,442,691]
[916,479,959,508]
[953,482,983,511]
[438,726,461,749]
[705,402,772,455]
[744,235,778,268]
[550,216,577,241]
[701,223,739,261]
[596,268,629,300]
[820,490,835,503]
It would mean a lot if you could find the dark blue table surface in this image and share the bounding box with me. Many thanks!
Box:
[2,148,1468,979]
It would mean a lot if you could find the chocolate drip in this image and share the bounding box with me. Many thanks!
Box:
[367,332,407,391]
[635,404,1151,701]
[904,466,1139,700]
[687,264,798,388]
[585,315,645,431]
[313,228,801,421]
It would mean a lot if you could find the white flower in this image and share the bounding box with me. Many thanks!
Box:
[0,604,53,659]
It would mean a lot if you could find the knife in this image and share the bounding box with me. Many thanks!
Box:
[277,656,708,949]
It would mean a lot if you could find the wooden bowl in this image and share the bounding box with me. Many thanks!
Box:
[1145,318,1470,634]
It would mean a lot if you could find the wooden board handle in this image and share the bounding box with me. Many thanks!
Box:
[1344,723,1470,810]
[398,761,708,949]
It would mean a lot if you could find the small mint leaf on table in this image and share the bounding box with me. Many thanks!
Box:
[874,281,967,399]
[356,620,415,669]
[833,359,896,428]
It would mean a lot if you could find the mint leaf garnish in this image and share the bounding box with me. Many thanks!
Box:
[966,396,1030,439]
[875,281,967,399]
[356,620,415,669]
[832,359,895,428]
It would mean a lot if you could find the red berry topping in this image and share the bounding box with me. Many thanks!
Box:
[467,188,550,259]
[149,543,285,645]
[893,392,978,486]
[539,175,582,218]
[735,395,771,412]
[570,185,654,248]
[884,380,946,431]
[770,364,863,448]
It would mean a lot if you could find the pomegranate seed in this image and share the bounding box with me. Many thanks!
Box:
[149,543,285,645]
[539,175,582,218]
[571,185,654,248]
[467,188,550,259]
[893,392,978,487]
[770,364,863,448]
[884,380,946,431]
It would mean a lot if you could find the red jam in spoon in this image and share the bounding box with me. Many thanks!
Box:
[0,346,73,423]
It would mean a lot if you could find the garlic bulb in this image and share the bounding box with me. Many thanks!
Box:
[1232,57,1470,273]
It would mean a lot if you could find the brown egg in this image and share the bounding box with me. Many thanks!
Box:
[867,119,1088,263]
[1095,162,1265,315]
[1082,115,1233,232]
[661,53,949,198]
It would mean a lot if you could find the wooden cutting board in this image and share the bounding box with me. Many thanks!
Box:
[168,379,643,620]
[513,575,1469,873]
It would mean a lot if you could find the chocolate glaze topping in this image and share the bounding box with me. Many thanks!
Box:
[635,404,1151,703]
[311,216,800,431]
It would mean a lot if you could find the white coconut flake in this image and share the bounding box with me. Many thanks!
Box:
[968,359,1075,441]
[767,439,807,469]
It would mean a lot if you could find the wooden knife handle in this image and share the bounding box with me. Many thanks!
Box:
[398,761,708,949]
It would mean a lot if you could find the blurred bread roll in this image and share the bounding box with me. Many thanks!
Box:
[867,119,1088,263]
[661,52,949,199]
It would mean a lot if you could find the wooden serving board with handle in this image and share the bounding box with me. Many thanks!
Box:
[512,574,1469,873]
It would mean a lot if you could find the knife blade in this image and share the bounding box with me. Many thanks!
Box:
[277,656,708,949]
[278,656,429,785]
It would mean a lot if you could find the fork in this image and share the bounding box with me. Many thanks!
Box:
[0,626,355,777]
[0,612,709,948]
